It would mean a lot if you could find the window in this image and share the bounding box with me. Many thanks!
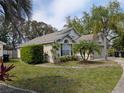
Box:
[64,39,69,43]
[61,39,71,56]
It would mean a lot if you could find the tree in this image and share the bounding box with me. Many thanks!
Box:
[69,0,124,60]
[73,41,100,62]
[0,15,57,48]
[0,16,22,48]
[0,0,32,42]
[0,24,9,44]
[21,21,57,40]
[89,1,124,60]
[0,21,57,48]
[112,33,124,51]
[0,16,9,43]
[67,12,91,35]
[0,0,32,22]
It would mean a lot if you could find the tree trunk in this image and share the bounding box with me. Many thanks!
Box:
[83,52,86,60]
[103,33,108,60]
[86,53,90,60]
[80,50,84,60]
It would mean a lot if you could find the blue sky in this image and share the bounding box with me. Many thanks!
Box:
[32,0,124,30]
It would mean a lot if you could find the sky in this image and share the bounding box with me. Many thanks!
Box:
[32,0,124,30]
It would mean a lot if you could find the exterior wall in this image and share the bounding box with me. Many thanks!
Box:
[69,29,80,40]
[17,48,21,58]
[59,37,73,44]
[4,50,12,58]
[44,44,54,63]
[0,45,3,57]
[94,46,104,59]
[76,53,91,60]
[93,34,105,59]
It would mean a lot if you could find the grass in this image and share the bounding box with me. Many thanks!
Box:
[42,60,117,67]
[118,57,124,60]
[5,60,123,93]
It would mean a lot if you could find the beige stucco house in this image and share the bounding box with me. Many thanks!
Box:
[0,41,6,57]
[20,28,105,63]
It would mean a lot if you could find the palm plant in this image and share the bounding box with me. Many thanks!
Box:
[73,40,100,61]
[0,0,32,22]
[0,0,32,42]
[0,63,15,81]
[51,42,60,63]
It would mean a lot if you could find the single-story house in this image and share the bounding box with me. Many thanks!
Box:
[0,41,6,57]
[20,28,105,63]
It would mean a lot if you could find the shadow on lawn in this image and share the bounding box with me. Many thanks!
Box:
[79,61,106,65]
[11,76,81,93]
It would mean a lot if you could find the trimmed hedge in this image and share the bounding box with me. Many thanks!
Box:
[21,45,44,64]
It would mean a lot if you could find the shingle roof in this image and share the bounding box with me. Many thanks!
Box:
[20,28,73,47]
[76,33,102,42]
[20,27,102,47]
[76,34,94,42]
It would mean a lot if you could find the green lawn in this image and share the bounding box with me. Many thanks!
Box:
[5,60,122,93]
[119,58,124,60]
[42,61,117,67]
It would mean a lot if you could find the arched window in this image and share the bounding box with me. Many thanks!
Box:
[62,39,71,56]
[64,39,69,43]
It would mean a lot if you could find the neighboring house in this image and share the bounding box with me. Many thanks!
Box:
[20,28,104,63]
[0,41,6,57]
[3,46,18,59]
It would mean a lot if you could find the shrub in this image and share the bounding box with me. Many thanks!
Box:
[0,63,15,81]
[21,45,44,64]
[71,55,78,61]
[59,55,78,62]
[108,48,115,56]
[73,40,100,61]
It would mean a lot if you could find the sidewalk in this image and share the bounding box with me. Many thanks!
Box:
[111,58,124,93]
[0,83,37,93]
